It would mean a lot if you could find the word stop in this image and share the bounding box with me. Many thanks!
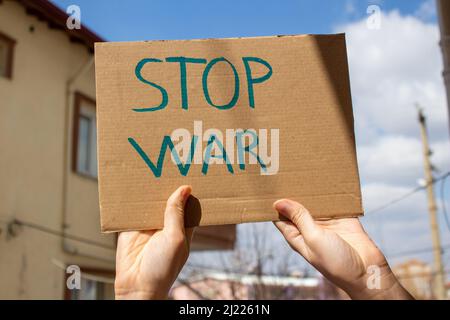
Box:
[133,56,273,111]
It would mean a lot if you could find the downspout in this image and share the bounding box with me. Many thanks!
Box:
[62,56,94,254]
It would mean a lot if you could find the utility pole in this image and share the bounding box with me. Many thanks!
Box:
[417,106,447,299]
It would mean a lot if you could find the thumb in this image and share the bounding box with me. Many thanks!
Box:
[273,199,320,241]
[164,185,192,234]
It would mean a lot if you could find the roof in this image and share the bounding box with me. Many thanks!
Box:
[12,0,104,51]
[181,271,320,287]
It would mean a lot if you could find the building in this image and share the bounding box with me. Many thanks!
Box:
[392,259,434,300]
[170,271,346,300]
[0,0,235,299]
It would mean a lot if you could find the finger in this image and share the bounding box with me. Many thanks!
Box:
[164,185,192,234]
[273,199,320,241]
[116,231,141,262]
[116,231,139,250]
[116,230,154,252]
[273,221,309,257]
[274,220,300,240]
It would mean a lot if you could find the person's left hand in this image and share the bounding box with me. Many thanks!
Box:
[115,185,194,300]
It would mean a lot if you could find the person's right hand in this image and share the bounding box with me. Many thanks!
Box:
[115,185,194,300]
[273,199,413,300]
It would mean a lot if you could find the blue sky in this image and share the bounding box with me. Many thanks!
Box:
[50,0,450,275]
[51,0,435,41]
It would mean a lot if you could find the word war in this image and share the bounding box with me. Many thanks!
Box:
[128,120,279,177]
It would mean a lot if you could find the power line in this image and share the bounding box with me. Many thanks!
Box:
[0,218,115,250]
[366,171,450,215]
[2,173,448,253]
[366,185,424,215]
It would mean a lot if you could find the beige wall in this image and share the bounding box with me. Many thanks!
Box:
[0,0,237,299]
[0,1,115,299]
[393,260,433,300]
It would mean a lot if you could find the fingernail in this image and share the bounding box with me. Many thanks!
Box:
[274,199,294,214]
[181,185,192,200]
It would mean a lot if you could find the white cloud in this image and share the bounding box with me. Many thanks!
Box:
[361,183,427,215]
[361,182,450,263]
[335,9,450,265]
[357,135,450,186]
[336,10,447,141]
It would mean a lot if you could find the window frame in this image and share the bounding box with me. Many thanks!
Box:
[63,266,115,300]
[72,92,98,180]
[0,31,16,80]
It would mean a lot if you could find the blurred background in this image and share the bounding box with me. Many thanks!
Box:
[1,0,450,300]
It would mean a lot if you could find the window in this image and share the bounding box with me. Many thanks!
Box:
[73,93,98,178]
[0,31,15,79]
[66,278,114,300]
[64,267,114,300]
[70,278,104,300]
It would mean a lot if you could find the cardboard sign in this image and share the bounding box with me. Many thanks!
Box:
[95,34,363,232]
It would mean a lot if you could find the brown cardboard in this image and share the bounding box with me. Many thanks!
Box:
[95,34,363,232]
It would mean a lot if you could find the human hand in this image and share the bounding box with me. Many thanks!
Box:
[115,185,194,300]
[273,199,413,300]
